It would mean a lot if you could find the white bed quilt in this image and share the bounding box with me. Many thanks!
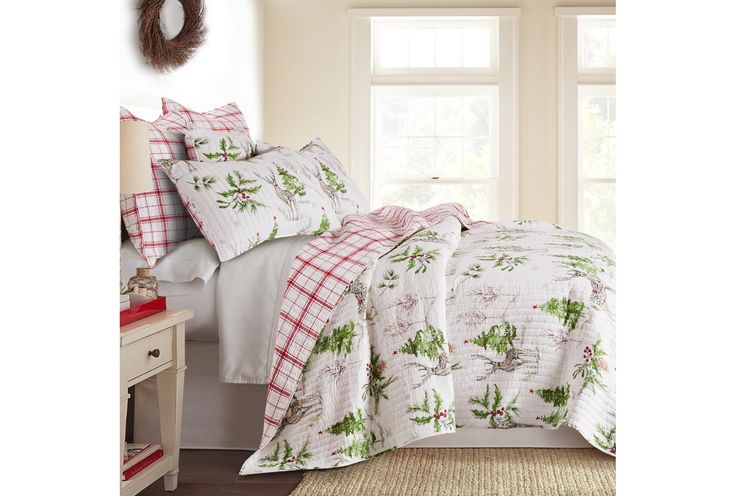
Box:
[240,213,616,474]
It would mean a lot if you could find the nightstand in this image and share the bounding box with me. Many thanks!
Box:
[120,309,192,495]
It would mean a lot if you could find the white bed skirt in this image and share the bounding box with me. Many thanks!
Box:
[134,341,588,450]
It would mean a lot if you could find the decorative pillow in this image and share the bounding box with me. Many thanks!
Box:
[184,128,256,162]
[161,140,368,262]
[119,107,201,268]
[161,98,251,134]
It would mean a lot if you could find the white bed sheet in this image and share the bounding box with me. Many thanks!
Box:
[217,235,314,383]
[123,234,315,374]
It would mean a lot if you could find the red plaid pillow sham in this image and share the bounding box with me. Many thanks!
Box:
[161,98,250,133]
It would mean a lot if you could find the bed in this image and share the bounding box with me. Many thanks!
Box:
[124,225,604,455]
[120,100,614,476]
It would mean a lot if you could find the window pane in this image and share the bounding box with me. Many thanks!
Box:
[379,29,408,68]
[436,138,463,177]
[374,20,498,72]
[373,85,498,181]
[435,28,462,67]
[407,138,435,177]
[582,181,615,249]
[409,29,435,67]
[578,17,616,70]
[379,182,497,220]
[436,96,463,137]
[579,85,616,178]
[462,28,491,67]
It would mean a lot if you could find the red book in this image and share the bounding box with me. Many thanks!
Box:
[122,449,164,481]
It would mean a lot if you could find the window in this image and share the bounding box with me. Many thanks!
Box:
[351,9,520,220]
[558,8,616,248]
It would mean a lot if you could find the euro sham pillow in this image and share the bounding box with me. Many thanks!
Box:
[161,139,368,262]
[119,107,201,267]
[184,128,256,162]
[162,98,254,138]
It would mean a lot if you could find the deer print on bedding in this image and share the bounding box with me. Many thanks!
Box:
[240,204,616,475]
[162,139,367,262]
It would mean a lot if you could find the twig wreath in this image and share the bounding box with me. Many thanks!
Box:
[137,0,207,72]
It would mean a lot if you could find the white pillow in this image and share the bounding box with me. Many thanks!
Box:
[120,238,219,296]
[162,139,368,262]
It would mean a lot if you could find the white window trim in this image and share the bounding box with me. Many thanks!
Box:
[556,6,616,230]
[350,8,520,220]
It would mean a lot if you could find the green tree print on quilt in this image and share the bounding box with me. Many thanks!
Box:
[239,217,615,476]
[323,410,379,460]
[468,322,539,380]
[304,321,360,367]
[397,326,461,388]
[538,297,586,329]
[535,385,571,427]
[470,322,517,354]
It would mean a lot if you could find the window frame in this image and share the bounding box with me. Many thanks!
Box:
[350,8,520,220]
[556,7,616,232]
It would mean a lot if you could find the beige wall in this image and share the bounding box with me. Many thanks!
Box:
[121,0,264,136]
[263,0,615,221]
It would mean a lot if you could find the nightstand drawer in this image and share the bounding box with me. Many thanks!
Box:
[123,326,173,382]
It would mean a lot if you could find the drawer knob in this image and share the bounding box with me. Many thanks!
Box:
[148,349,161,358]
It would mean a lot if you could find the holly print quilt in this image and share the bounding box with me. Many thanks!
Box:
[240,204,616,474]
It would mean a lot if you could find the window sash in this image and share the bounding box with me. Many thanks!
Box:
[372,18,500,76]
[558,12,616,231]
[350,9,519,220]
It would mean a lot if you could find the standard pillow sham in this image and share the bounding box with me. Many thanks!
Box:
[184,128,256,162]
[161,140,367,262]
[119,107,201,267]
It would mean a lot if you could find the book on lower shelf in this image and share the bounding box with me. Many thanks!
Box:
[122,443,163,481]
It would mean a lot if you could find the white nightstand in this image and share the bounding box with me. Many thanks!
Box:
[120,309,192,496]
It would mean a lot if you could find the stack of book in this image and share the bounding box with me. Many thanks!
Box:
[120,294,130,311]
[122,443,163,481]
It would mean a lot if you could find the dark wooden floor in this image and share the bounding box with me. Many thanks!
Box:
[139,450,303,496]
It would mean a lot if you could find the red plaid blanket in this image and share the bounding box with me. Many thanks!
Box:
[260,203,484,446]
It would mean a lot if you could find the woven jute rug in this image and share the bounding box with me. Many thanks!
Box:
[290,448,615,496]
